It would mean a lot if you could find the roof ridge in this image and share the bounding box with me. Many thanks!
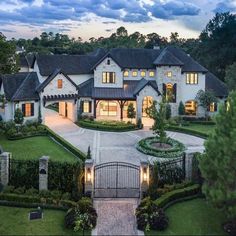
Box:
[11,72,32,101]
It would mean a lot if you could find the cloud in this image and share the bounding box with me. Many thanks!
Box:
[214,0,236,13]
[102,21,117,24]
[0,29,16,33]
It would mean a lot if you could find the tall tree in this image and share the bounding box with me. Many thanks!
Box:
[198,91,236,219]
[127,103,136,122]
[225,62,236,91]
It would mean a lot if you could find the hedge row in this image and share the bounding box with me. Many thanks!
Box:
[0,193,77,209]
[46,127,86,161]
[189,121,216,125]
[154,184,200,208]
[166,126,209,139]
[77,119,136,132]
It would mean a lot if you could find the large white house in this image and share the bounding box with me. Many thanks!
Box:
[0,46,228,124]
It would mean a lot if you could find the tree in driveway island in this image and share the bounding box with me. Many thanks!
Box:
[198,91,236,222]
[146,99,167,146]
[127,103,136,123]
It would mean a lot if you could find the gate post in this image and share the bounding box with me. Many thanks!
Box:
[39,156,49,190]
[85,159,94,197]
[140,161,149,198]
[0,152,11,186]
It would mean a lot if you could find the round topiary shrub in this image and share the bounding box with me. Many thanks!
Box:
[136,137,185,158]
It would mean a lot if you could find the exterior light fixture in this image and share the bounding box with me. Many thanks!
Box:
[143,167,147,182]
[87,168,91,182]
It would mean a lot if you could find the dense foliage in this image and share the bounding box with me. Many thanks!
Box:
[127,103,136,122]
[225,62,236,91]
[14,108,24,125]
[198,91,236,219]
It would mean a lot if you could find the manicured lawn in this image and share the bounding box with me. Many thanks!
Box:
[0,206,88,235]
[147,198,226,235]
[0,135,78,163]
[183,124,215,135]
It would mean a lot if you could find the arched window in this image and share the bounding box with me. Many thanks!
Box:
[163,83,176,103]
[142,96,153,117]
[185,100,197,115]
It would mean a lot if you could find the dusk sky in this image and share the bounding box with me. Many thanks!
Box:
[0,0,236,40]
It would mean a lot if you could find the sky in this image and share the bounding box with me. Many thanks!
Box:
[0,0,235,41]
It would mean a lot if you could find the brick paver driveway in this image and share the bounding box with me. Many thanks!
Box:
[45,109,205,164]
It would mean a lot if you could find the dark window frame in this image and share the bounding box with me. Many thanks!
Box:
[102,72,116,84]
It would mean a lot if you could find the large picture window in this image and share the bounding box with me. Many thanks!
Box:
[142,96,153,117]
[186,73,198,84]
[22,103,34,117]
[102,72,115,83]
[82,101,92,113]
[163,83,176,103]
[185,100,197,115]
[99,101,117,116]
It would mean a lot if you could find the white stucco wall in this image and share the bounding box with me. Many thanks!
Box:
[123,69,156,81]
[94,57,123,88]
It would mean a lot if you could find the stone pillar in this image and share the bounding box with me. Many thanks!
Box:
[0,152,11,186]
[185,151,194,181]
[84,159,94,197]
[39,156,49,190]
[140,161,149,198]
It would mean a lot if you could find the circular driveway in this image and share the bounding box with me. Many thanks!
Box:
[45,109,205,164]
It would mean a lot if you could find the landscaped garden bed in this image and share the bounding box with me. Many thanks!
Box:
[77,118,137,132]
[136,137,185,158]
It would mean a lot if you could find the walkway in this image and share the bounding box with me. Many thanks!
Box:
[45,109,205,164]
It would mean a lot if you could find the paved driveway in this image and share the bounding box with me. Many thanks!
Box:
[45,109,205,164]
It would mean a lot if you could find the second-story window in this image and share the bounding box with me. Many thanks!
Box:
[141,70,146,77]
[149,71,155,77]
[58,79,63,88]
[186,73,198,84]
[123,70,129,77]
[132,70,138,77]
[107,59,110,65]
[102,72,116,83]
[166,71,172,78]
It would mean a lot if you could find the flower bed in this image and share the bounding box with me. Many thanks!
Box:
[136,137,185,158]
[77,118,137,132]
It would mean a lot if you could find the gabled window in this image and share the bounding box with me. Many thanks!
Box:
[102,72,116,83]
[186,73,198,84]
[132,70,138,77]
[58,79,63,89]
[149,71,155,77]
[123,70,129,77]
[163,83,176,103]
[22,103,34,117]
[166,71,172,78]
[141,70,146,77]
[107,59,110,65]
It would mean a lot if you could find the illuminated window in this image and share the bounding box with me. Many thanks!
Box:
[165,83,176,103]
[99,101,117,116]
[22,103,34,117]
[123,70,129,77]
[185,101,197,115]
[83,101,89,113]
[58,79,63,88]
[186,73,198,84]
[132,70,138,77]
[209,102,217,112]
[167,71,172,77]
[142,96,153,117]
[102,72,115,83]
[141,70,146,77]
[149,71,155,77]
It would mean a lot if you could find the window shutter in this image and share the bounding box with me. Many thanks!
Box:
[162,84,166,97]
[173,83,177,103]
[22,104,25,116]
[81,101,84,112]
[214,102,218,112]
[31,103,34,116]
[89,101,92,113]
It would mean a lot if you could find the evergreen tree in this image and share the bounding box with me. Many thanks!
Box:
[198,91,236,219]
[87,146,92,159]
[225,62,236,91]
[165,103,171,120]
[127,103,136,122]
[14,108,24,125]
[38,105,42,124]
[178,101,185,116]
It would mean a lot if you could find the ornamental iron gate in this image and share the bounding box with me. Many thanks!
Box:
[94,162,140,198]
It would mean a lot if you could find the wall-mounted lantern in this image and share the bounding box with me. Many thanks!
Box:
[86,167,92,183]
[143,167,148,182]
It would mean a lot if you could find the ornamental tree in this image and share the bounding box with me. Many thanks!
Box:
[127,103,136,122]
[198,91,236,219]
[165,103,171,120]
[146,99,167,145]
[14,108,24,125]
[178,101,185,116]
[195,89,217,119]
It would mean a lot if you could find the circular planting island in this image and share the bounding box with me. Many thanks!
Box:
[136,137,185,158]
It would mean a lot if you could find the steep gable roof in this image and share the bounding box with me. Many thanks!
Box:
[1,72,40,101]
[205,72,228,97]
[153,48,184,66]
[133,78,160,95]
[36,68,78,92]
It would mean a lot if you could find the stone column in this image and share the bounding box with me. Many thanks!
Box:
[140,161,149,198]
[84,159,94,197]
[39,156,49,190]
[0,152,11,186]
[185,151,194,181]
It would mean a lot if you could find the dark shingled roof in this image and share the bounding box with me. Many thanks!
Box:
[19,55,28,67]
[206,72,228,97]
[79,78,160,99]
[36,68,78,92]
[154,48,184,66]
[36,49,106,76]
[1,72,40,101]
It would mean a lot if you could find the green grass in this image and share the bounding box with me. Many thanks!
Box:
[147,198,226,235]
[183,124,215,135]
[0,206,89,235]
[0,135,78,163]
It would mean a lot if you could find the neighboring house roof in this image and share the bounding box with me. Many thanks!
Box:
[26,54,36,68]
[36,68,78,92]
[153,48,184,66]
[35,49,106,76]
[1,72,40,101]
[205,72,228,97]
[19,55,28,67]
[79,78,160,99]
